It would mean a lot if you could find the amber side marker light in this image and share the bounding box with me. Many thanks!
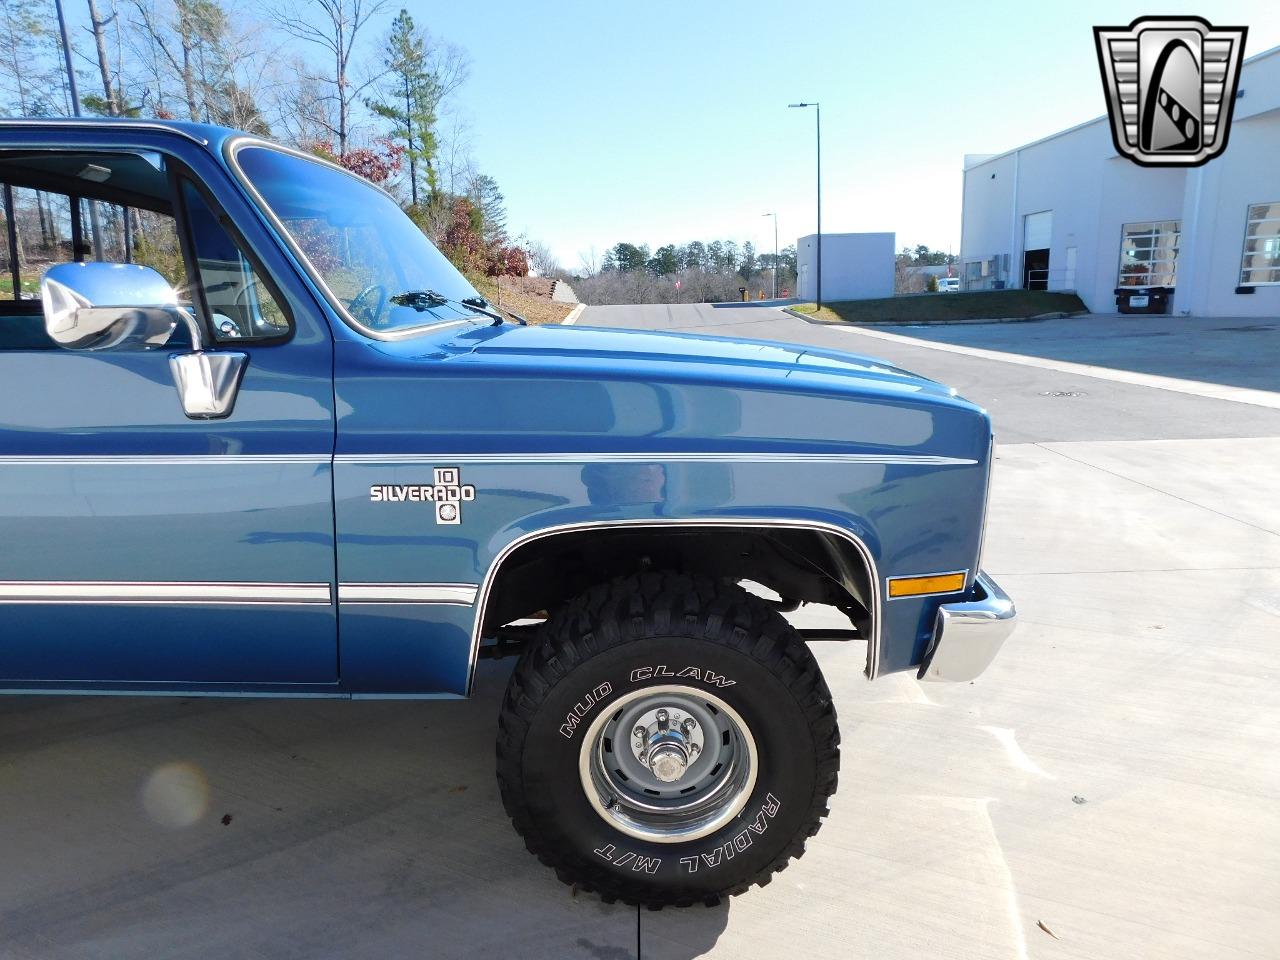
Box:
[887,572,968,598]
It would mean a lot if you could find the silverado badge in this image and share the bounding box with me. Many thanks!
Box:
[369,468,476,524]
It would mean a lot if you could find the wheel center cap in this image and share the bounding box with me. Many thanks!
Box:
[647,743,689,783]
[629,704,706,786]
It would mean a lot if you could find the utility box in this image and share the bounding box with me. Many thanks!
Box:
[796,232,895,302]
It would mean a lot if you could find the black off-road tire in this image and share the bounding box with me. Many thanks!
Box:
[496,571,840,908]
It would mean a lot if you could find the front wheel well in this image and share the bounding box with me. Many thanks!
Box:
[478,522,875,641]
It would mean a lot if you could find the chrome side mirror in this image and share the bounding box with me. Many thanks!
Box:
[41,262,189,351]
[39,262,248,420]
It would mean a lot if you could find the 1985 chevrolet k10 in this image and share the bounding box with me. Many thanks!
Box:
[0,120,1015,907]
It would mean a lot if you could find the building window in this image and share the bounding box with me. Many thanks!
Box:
[1240,202,1280,286]
[1118,221,1179,287]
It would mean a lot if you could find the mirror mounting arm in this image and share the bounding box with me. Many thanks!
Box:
[39,261,250,420]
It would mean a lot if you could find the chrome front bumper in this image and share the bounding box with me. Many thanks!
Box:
[918,572,1016,683]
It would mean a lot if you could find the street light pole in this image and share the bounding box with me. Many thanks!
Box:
[52,0,106,262]
[788,102,822,308]
[53,0,80,117]
[762,212,778,299]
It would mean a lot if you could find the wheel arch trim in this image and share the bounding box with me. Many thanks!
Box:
[465,517,883,695]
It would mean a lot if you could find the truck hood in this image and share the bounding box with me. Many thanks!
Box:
[382,321,959,402]
[340,319,990,463]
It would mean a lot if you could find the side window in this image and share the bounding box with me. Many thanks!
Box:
[0,179,181,351]
[1,185,181,298]
[1240,202,1280,286]
[181,179,290,342]
[6,189,75,298]
[0,150,289,352]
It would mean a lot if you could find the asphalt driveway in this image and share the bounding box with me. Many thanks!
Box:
[2,305,1277,959]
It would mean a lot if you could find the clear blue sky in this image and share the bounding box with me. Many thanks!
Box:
[61,1,1278,268]
[406,0,1278,269]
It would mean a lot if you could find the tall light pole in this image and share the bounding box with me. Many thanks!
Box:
[53,0,80,117]
[52,0,105,261]
[762,212,778,299]
[788,102,821,308]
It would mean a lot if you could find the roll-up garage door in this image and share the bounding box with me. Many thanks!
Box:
[1024,210,1053,250]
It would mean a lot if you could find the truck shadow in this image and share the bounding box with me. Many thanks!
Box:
[0,660,728,959]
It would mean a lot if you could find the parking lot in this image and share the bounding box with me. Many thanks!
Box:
[3,306,1278,959]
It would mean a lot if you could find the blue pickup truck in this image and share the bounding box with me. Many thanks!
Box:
[0,119,1015,907]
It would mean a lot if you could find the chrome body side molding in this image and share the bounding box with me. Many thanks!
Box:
[336,452,977,466]
[0,581,332,605]
[0,581,483,606]
[0,455,330,466]
[337,583,478,605]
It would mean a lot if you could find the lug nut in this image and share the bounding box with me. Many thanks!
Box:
[656,708,668,724]
[682,718,697,734]
[689,742,701,755]
[633,726,647,739]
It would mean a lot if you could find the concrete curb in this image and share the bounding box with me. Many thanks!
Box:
[826,322,1280,409]
[561,303,587,326]
[784,307,1089,327]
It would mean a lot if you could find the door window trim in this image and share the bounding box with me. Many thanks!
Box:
[172,166,295,346]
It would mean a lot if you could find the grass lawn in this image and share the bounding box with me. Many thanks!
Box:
[0,277,39,296]
[791,290,1087,324]
[470,275,574,326]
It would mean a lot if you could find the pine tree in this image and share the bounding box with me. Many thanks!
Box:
[366,9,438,205]
[467,173,507,246]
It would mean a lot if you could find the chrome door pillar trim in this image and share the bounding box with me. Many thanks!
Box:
[465,517,882,695]
[0,581,332,604]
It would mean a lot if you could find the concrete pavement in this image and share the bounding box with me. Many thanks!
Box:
[2,303,1277,959]
[587,304,1280,959]
[578,304,1280,443]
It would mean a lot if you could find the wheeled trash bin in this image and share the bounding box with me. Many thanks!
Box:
[1114,286,1171,314]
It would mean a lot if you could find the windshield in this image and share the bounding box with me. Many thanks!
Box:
[234,144,482,337]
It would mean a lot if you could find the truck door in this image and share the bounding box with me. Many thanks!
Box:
[0,141,337,688]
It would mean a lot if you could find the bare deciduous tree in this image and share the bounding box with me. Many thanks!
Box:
[525,240,562,279]
[0,0,57,115]
[577,245,601,279]
[437,112,475,197]
[86,0,121,115]
[266,55,336,144]
[276,0,387,156]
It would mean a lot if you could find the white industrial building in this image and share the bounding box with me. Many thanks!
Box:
[796,232,895,301]
[960,43,1280,317]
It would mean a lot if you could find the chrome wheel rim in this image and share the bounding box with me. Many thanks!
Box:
[578,684,758,844]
